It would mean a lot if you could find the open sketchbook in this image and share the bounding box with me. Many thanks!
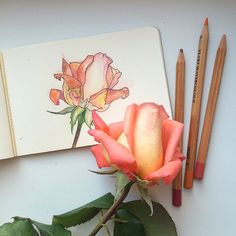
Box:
[0,27,171,160]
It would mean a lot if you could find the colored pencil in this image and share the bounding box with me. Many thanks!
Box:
[195,35,227,180]
[184,18,209,189]
[173,49,185,206]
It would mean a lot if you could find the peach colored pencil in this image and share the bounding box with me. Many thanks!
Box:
[172,49,185,207]
[195,35,226,180]
[184,18,209,189]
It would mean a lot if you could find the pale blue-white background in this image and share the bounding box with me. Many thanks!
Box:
[0,1,235,235]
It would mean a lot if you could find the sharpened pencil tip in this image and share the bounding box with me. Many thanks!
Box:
[204,17,208,26]
[180,48,183,53]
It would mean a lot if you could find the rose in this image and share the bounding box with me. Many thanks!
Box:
[50,52,129,112]
[88,102,184,184]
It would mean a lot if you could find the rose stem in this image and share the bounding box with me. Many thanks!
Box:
[72,120,83,148]
[88,183,133,236]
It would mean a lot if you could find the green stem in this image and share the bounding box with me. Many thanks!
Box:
[72,121,83,148]
[88,184,133,236]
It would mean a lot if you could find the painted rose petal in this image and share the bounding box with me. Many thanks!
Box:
[162,119,184,164]
[145,159,182,184]
[83,53,112,100]
[49,89,65,105]
[92,111,109,133]
[77,55,94,85]
[88,129,136,175]
[89,89,107,109]
[62,58,72,75]
[69,62,81,80]
[56,74,81,89]
[105,88,129,104]
[106,66,122,88]
[90,144,110,168]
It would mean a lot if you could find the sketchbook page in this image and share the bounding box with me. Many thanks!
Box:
[2,27,171,156]
[0,55,14,159]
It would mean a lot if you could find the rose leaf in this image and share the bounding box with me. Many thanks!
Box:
[114,208,145,236]
[121,200,178,236]
[52,192,114,228]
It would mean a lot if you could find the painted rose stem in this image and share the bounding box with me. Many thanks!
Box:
[72,120,83,148]
[89,183,133,236]
[49,52,129,148]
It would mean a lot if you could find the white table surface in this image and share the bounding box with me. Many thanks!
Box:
[0,1,235,235]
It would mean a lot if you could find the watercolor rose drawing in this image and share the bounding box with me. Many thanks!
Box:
[49,52,129,147]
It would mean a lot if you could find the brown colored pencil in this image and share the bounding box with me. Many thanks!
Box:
[195,35,227,180]
[184,18,209,189]
[172,49,185,207]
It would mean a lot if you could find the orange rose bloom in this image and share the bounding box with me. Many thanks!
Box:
[88,103,184,184]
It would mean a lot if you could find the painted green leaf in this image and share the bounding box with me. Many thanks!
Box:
[0,218,38,236]
[122,200,178,236]
[114,208,145,236]
[32,221,71,236]
[52,193,114,228]
[70,107,85,133]
[47,106,75,115]
[84,109,93,128]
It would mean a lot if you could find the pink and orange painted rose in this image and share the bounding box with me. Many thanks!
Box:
[88,103,184,185]
[50,52,129,112]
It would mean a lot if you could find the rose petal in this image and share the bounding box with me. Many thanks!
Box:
[69,62,81,80]
[144,159,182,184]
[105,88,129,104]
[54,74,81,89]
[92,111,109,133]
[89,89,107,109]
[133,103,169,178]
[106,66,122,88]
[88,129,136,175]
[90,144,110,168]
[77,55,94,85]
[62,58,72,75]
[123,103,138,152]
[49,89,65,105]
[83,53,112,100]
[162,119,184,164]
[108,121,124,140]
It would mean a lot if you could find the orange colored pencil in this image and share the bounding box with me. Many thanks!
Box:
[172,49,185,207]
[195,35,226,180]
[184,18,209,189]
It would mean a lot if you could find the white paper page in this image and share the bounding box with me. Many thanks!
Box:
[0,59,14,159]
[2,27,171,156]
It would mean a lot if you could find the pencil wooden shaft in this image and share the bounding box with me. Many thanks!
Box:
[195,35,226,179]
[184,23,209,189]
[172,50,185,206]
[174,52,185,185]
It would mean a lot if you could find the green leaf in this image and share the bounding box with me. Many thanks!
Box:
[89,169,117,175]
[115,172,132,202]
[122,200,177,236]
[114,208,145,236]
[70,107,85,133]
[53,193,114,228]
[137,185,153,215]
[0,218,38,236]
[32,221,71,236]
[84,109,93,128]
[47,106,75,115]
